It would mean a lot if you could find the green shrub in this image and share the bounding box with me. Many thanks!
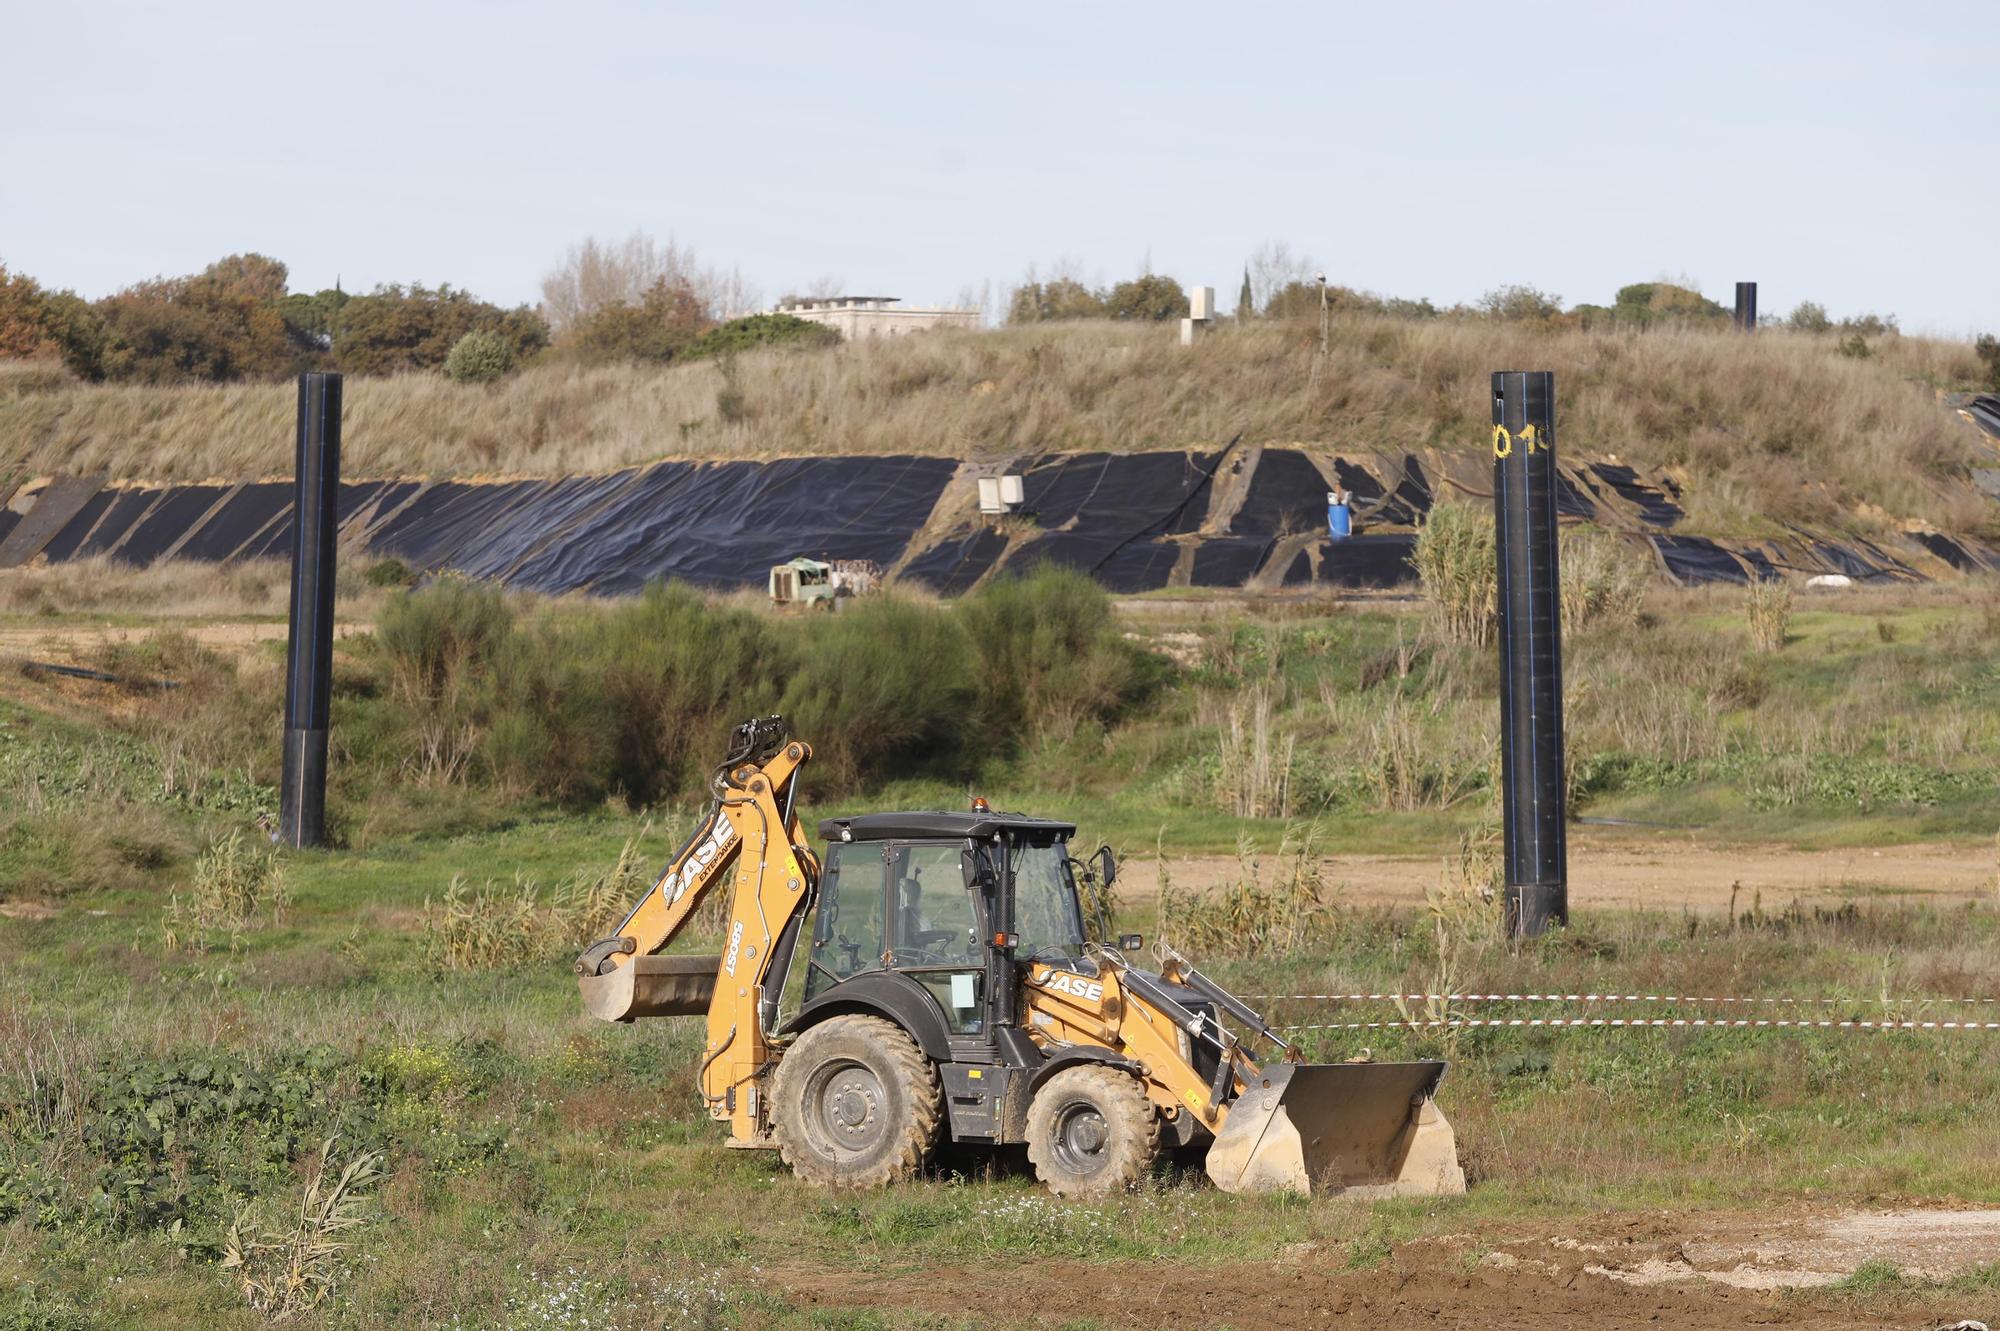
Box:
[376,577,512,705]
[958,565,1148,744]
[680,312,840,362]
[567,277,709,364]
[361,557,416,588]
[442,329,516,383]
[332,283,547,377]
[782,597,978,788]
[1103,273,1186,322]
[1975,333,2000,391]
[488,583,775,803]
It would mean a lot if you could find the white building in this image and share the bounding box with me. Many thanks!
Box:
[772,295,981,340]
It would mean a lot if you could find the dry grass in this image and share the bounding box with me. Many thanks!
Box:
[1746,580,1794,653]
[1206,681,1295,819]
[0,554,391,621]
[222,1137,385,1320]
[1157,823,1338,957]
[1413,501,1496,647]
[1,318,1990,537]
[162,828,291,955]
[418,832,653,969]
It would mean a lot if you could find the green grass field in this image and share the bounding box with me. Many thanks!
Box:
[4,575,2000,1327]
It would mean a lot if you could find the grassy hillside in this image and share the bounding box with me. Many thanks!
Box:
[2,318,1993,539]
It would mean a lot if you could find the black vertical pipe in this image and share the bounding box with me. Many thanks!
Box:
[1492,371,1567,937]
[1733,281,1758,332]
[280,372,341,848]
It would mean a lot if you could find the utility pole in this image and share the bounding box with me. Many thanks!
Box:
[1317,272,1330,357]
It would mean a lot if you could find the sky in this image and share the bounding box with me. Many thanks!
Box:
[3,0,1994,335]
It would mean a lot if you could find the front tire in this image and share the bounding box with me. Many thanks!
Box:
[1026,1065,1161,1196]
[771,1015,941,1188]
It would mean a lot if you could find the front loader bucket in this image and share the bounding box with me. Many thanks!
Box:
[1204,1060,1466,1197]
[577,954,720,1023]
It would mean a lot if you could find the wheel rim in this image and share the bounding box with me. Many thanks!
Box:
[806,1058,889,1156]
[1051,1098,1111,1176]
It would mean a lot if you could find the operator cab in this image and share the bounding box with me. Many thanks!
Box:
[800,809,1104,1039]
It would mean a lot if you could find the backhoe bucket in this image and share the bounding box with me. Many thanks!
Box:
[577,954,720,1023]
[1204,1060,1466,1197]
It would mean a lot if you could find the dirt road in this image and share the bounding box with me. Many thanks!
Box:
[0,620,370,654]
[778,1207,2000,1330]
[1125,834,1995,914]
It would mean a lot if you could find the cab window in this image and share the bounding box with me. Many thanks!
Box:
[807,843,886,999]
[889,843,978,966]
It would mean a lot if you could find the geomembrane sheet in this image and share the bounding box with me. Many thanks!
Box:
[1587,462,1684,527]
[68,488,162,560]
[1232,449,1330,536]
[36,490,118,563]
[900,527,1011,596]
[1652,535,1749,585]
[507,456,958,595]
[173,482,292,561]
[117,485,228,565]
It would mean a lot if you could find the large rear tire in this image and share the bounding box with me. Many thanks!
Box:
[1026,1065,1160,1196]
[771,1015,941,1189]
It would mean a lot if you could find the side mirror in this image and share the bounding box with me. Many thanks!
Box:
[1093,844,1118,890]
[1119,933,1144,951]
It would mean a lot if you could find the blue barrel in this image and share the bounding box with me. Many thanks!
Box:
[1327,496,1352,540]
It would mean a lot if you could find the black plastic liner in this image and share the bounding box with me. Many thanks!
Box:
[1554,469,1600,521]
[1190,536,1274,587]
[174,483,292,561]
[505,456,957,595]
[1736,545,1782,582]
[1008,531,1181,593]
[1232,449,1329,536]
[1352,455,1431,526]
[1317,533,1419,588]
[37,490,119,562]
[1806,538,1918,583]
[118,485,228,565]
[447,472,644,583]
[67,488,162,559]
[901,527,1011,595]
[238,480,401,562]
[1965,394,2000,442]
[14,445,1992,596]
[1330,458,1389,510]
[368,480,554,568]
[1652,534,1750,585]
[1587,462,1684,526]
[1018,451,1220,534]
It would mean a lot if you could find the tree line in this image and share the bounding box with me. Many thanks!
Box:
[1,230,1964,387]
[0,238,834,388]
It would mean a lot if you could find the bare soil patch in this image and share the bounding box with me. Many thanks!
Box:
[1126,834,1994,914]
[774,1207,2000,1330]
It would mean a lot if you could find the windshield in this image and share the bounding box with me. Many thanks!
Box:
[1009,836,1085,962]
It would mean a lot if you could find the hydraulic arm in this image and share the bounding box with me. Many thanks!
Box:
[575,716,819,1144]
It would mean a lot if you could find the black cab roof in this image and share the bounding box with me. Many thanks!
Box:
[818,811,1077,843]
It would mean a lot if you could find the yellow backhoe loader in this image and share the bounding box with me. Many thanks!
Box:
[576,716,1464,1196]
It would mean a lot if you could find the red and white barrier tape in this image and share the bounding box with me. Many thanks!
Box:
[1244,992,2000,1007]
[1281,1016,2000,1032]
